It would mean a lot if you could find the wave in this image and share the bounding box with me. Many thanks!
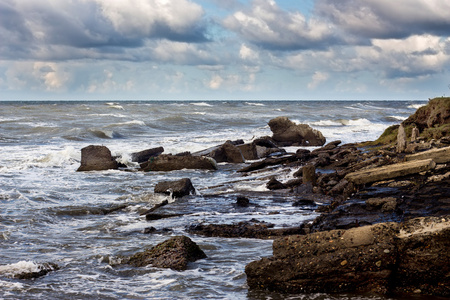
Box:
[385,115,407,122]
[106,120,146,128]
[190,102,213,107]
[408,104,426,110]
[89,128,123,139]
[311,118,373,127]
[105,103,124,110]
[245,102,265,107]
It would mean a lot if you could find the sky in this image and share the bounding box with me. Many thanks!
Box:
[0,0,449,101]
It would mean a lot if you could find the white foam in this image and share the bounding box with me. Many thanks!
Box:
[106,103,125,110]
[408,104,426,110]
[190,102,213,107]
[245,102,265,106]
[0,261,40,277]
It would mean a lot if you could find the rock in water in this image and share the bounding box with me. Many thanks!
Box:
[140,154,217,171]
[209,141,245,163]
[127,236,207,271]
[154,178,195,198]
[77,145,118,171]
[131,147,164,163]
[268,117,325,146]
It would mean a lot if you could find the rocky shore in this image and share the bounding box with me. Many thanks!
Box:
[71,97,449,297]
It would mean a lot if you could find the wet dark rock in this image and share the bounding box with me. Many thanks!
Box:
[154,178,195,198]
[292,198,315,206]
[236,196,250,207]
[266,178,286,190]
[246,216,450,297]
[77,145,118,171]
[237,143,258,160]
[131,147,164,163]
[140,154,217,171]
[145,213,184,221]
[126,236,206,271]
[238,155,297,173]
[143,227,173,234]
[140,200,169,215]
[187,221,303,239]
[268,117,326,146]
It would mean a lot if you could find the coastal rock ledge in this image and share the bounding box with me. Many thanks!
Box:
[245,216,450,297]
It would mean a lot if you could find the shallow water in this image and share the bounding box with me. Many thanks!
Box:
[0,100,428,299]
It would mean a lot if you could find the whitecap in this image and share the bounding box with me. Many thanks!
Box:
[190,102,213,107]
[105,103,124,110]
[245,102,265,106]
[408,103,426,110]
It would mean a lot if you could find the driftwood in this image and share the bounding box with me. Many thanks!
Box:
[345,159,436,185]
[405,146,450,164]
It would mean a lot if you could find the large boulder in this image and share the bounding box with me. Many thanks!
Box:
[126,236,207,271]
[268,117,326,146]
[140,154,217,171]
[77,145,118,171]
[246,216,450,297]
[154,178,195,198]
[209,141,245,163]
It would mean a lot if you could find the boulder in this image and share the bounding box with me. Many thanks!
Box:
[140,154,217,171]
[154,178,195,198]
[131,147,164,163]
[126,236,206,271]
[266,178,286,190]
[209,141,245,163]
[268,117,326,146]
[77,145,118,171]
[237,143,258,160]
[246,216,450,297]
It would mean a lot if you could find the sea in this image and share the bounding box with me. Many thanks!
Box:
[0,100,430,300]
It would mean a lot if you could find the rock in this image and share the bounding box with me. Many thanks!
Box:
[405,146,450,164]
[0,262,60,280]
[366,197,397,212]
[268,117,326,146]
[140,154,217,171]
[131,147,164,163]
[266,178,286,190]
[126,236,206,271]
[236,196,250,207]
[237,143,258,160]
[154,178,195,198]
[77,145,118,171]
[411,126,419,142]
[302,164,316,185]
[246,216,450,297]
[345,159,436,185]
[209,141,245,163]
[145,213,184,220]
[397,124,407,153]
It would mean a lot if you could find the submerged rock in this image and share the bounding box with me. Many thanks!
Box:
[77,145,118,171]
[126,236,206,271]
[268,117,326,146]
[0,261,60,280]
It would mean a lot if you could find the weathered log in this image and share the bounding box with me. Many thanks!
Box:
[345,159,436,185]
[405,146,450,164]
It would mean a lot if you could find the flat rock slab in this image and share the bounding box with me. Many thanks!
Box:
[345,159,436,185]
[405,146,450,164]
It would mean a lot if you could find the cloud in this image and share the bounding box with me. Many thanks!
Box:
[316,0,450,40]
[0,0,209,61]
[223,0,337,50]
[308,71,329,89]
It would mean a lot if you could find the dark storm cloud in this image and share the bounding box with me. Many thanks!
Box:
[0,0,209,60]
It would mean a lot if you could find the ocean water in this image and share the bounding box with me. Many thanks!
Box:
[0,100,427,299]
